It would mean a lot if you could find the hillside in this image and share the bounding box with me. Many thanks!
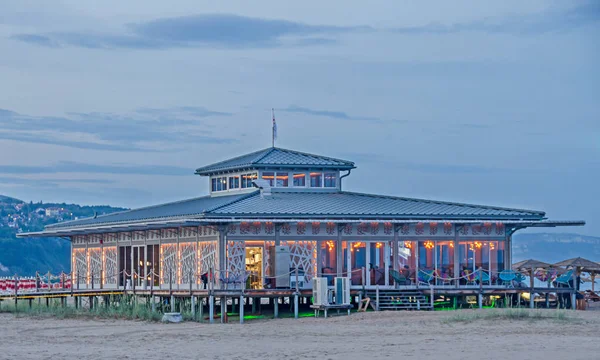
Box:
[513,232,600,264]
[0,195,127,276]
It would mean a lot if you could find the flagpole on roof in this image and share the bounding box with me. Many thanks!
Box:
[272,108,277,148]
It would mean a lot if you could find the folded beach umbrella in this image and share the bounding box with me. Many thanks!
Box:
[512,259,552,271]
[554,257,600,272]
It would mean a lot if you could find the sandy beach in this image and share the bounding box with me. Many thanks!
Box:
[1,309,599,360]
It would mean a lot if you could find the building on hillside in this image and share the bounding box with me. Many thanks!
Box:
[45,208,62,217]
[20,147,584,293]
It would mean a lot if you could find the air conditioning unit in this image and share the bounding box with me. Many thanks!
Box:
[334,277,351,305]
[312,277,329,306]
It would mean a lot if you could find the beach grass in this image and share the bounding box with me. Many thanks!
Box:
[442,308,580,324]
[0,296,163,322]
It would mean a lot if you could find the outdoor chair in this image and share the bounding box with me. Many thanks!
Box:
[555,269,574,288]
[462,270,477,285]
[499,270,517,287]
[475,269,490,285]
[418,269,435,285]
[390,269,411,286]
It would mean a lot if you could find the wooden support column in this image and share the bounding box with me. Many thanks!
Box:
[239,294,244,324]
[336,224,343,278]
[393,228,399,272]
[176,228,181,289]
[415,239,419,289]
[274,297,279,318]
[505,232,512,270]
[454,225,460,288]
[218,226,227,287]
[316,239,323,278]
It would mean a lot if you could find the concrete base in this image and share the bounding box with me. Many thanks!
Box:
[162,312,183,323]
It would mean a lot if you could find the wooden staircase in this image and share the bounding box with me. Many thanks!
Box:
[365,289,433,311]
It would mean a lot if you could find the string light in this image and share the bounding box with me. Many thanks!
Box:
[424,241,434,250]
[326,240,335,251]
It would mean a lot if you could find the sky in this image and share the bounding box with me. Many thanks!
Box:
[0,0,598,235]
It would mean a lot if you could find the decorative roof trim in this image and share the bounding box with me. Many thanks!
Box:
[17,219,585,238]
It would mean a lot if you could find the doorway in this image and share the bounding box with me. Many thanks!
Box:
[245,246,263,289]
[119,245,159,288]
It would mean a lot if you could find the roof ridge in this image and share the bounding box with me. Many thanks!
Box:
[252,147,277,163]
[195,147,271,173]
[265,147,354,166]
[340,191,545,216]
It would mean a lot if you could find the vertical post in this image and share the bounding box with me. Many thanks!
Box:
[189,270,193,295]
[393,229,399,273]
[571,291,577,310]
[478,293,483,309]
[170,295,175,312]
[151,295,156,313]
[454,226,460,288]
[430,286,434,309]
[77,270,80,290]
[274,297,279,318]
[14,274,18,311]
[375,285,380,311]
[191,295,196,321]
[415,240,419,289]
[316,240,323,278]
[91,269,94,290]
[199,297,204,322]
[239,294,244,324]
[294,293,299,319]
[218,227,227,290]
[336,227,343,278]
[209,295,214,324]
[35,272,39,293]
[221,297,226,323]
[100,270,104,290]
[169,270,172,295]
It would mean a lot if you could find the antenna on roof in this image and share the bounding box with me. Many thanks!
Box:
[271,108,277,148]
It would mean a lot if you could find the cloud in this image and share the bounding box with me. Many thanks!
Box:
[0,107,236,152]
[10,34,57,47]
[391,2,600,35]
[11,14,363,50]
[0,162,192,176]
[281,105,382,122]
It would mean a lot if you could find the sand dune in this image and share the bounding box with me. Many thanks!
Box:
[1,309,599,360]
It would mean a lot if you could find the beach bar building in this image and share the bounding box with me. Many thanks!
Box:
[19,147,585,306]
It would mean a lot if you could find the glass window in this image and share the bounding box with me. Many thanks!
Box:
[320,240,337,286]
[397,241,416,284]
[310,172,322,187]
[370,242,386,285]
[241,173,258,188]
[349,242,366,285]
[215,177,227,191]
[324,172,337,187]
[211,178,217,192]
[435,241,455,284]
[293,173,306,187]
[275,172,288,187]
[262,172,275,186]
[229,176,240,189]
